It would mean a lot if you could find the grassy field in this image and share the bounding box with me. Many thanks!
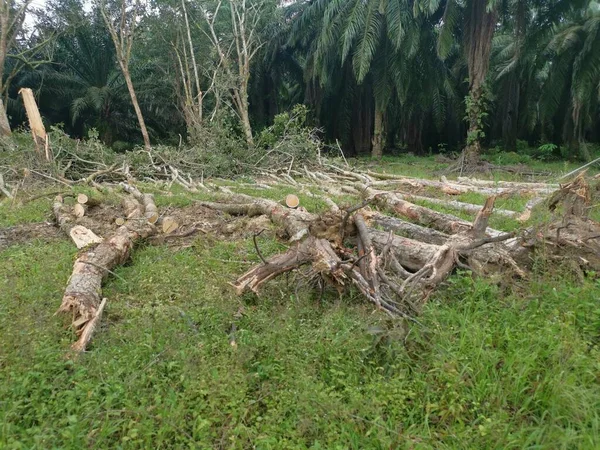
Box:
[1,157,600,449]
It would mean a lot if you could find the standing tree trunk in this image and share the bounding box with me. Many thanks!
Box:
[501,73,519,152]
[372,106,384,158]
[121,63,151,150]
[234,82,254,147]
[0,2,12,136]
[462,0,498,165]
[0,97,10,136]
[101,0,151,151]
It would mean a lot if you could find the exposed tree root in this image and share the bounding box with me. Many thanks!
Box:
[207,173,598,321]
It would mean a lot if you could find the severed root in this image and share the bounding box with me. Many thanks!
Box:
[521,173,600,272]
[234,236,343,294]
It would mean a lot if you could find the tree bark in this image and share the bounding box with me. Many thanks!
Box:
[239,91,254,147]
[462,0,498,164]
[372,106,384,158]
[122,64,151,151]
[0,97,10,136]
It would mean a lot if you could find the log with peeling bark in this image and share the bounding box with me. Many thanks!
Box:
[56,185,157,352]
[365,171,555,196]
[394,193,520,219]
[368,189,503,236]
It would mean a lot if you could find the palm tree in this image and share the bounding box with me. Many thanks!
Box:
[414,0,500,164]
[288,0,415,157]
[491,0,592,151]
[537,1,600,159]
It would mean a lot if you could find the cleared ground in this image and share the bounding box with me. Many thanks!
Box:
[1,156,599,449]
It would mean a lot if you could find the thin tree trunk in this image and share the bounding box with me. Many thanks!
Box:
[239,91,254,147]
[372,107,384,158]
[181,0,202,124]
[0,10,9,137]
[121,63,151,151]
[501,74,519,151]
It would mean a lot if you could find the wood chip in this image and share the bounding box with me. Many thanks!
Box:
[69,225,103,249]
[162,217,179,234]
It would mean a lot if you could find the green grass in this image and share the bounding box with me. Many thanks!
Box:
[1,158,600,448]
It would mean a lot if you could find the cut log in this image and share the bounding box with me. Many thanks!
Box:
[367,173,554,196]
[370,190,504,237]
[457,176,559,191]
[369,213,449,245]
[77,193,102,207]
[120,183,159,224]
[57,189,157,351]
[285,194,300,208]
[398,193,520,219]
[53,195,80,239]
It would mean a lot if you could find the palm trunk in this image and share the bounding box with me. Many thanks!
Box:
[121,64,151,151]
[462,0,498,165]
[501,74,519,151]
[371,107,384,158]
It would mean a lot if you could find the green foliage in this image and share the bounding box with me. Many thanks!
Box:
[256,104,320,165]
[465,86,491,146]
[4,0,600,159]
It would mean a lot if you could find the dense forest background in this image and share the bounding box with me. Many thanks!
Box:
[2,0,600,160]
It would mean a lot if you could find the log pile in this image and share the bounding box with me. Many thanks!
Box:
[46,164,600,352]
[201,171,599,319]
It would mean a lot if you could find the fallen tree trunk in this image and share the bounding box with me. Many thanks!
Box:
[369,213,449,245]
[366,172,555,196]
[369,189,504,237]
[397,193,520,219]
[57,185,157,352]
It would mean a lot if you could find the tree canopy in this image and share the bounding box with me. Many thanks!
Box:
[2,0,600,159]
